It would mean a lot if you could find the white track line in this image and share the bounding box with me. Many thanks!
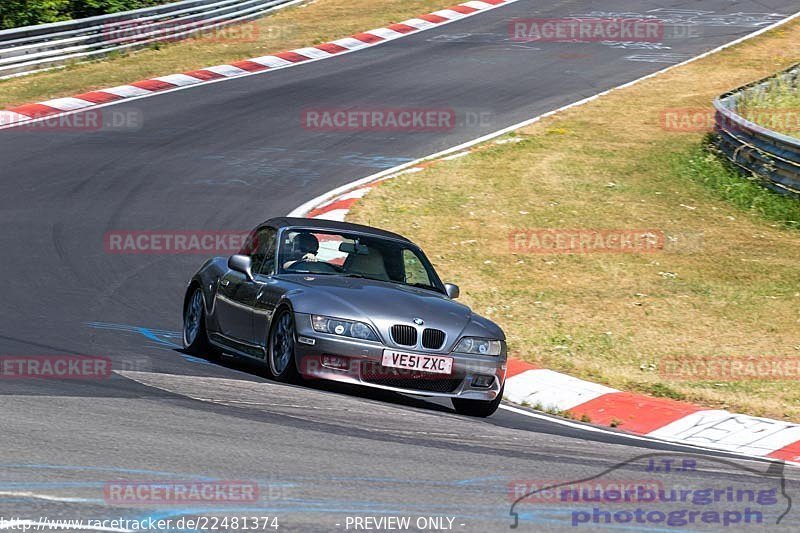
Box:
[0,490,97,503]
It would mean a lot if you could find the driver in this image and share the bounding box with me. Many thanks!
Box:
[283,232,320,269]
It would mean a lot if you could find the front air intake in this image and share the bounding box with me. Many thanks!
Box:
[421,328,445,350]
[390,325,417,346]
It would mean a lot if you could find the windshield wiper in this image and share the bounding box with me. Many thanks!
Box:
[338,273,393,283]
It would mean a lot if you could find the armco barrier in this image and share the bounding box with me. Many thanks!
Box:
[0,0,297,79]
[713,64,800,197]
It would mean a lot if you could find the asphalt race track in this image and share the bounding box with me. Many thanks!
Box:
[1,0,800,530]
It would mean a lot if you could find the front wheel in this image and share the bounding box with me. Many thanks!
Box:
[183,287,219,361]
[452,386,503,417]
[267,308,300,383]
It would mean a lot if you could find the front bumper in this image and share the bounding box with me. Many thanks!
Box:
[293,313,506,400]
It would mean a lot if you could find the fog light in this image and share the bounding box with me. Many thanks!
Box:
[298,336,316,346]
[472,375,495,388]
[321,355,349,370]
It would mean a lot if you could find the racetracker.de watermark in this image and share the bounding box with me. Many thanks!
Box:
[509,229,664,254]
[0,356,111,379]
[661,108,800,133]
[102,21,262,43]
[508,480,664,503]
[103,481,260,505]
[105,231,249,255]
[0,110,143,132]
[301,357,495,382]
[660,357,800,381]
[301,108,457,132]
[509,18,664,42]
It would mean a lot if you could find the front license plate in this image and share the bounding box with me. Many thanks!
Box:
[381,350,453,375]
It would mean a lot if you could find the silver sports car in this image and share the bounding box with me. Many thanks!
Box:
[182,217,507,417]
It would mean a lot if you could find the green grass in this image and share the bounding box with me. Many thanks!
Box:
[633,382,687,401]
[671,138,800,230]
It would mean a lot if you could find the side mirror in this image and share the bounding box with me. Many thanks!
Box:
[228,254,254,281]
[444,283,460,299]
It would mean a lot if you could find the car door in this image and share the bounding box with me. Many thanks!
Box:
[215,270,259,346]
[214,227,276,348]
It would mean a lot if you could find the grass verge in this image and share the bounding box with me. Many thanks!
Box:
[348,20,800,421]
[678,139,800,229]
[0,0,451,108]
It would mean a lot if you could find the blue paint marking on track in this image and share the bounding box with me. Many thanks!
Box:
[86,322,211,365]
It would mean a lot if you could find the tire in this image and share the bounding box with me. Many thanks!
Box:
[452,386,504,417]
[183,287,219,361]
[267,308,300,383]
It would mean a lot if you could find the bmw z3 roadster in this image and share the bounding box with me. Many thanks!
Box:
[182,217,507,417]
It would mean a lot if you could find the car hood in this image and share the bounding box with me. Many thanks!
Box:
[277,274,504,348]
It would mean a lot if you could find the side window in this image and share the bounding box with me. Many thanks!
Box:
[402,249,431,286]
[250,227,278,276]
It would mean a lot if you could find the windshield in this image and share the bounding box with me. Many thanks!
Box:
[278,228,444,293]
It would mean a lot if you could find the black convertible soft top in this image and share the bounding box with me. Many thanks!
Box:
[262,217,413,243]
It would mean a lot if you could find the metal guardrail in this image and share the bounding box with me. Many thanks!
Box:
[0,0,298,79]
[713,64,800,198]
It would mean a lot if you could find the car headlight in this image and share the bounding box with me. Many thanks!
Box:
[311,315,379,342]
[454,337,503,356]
